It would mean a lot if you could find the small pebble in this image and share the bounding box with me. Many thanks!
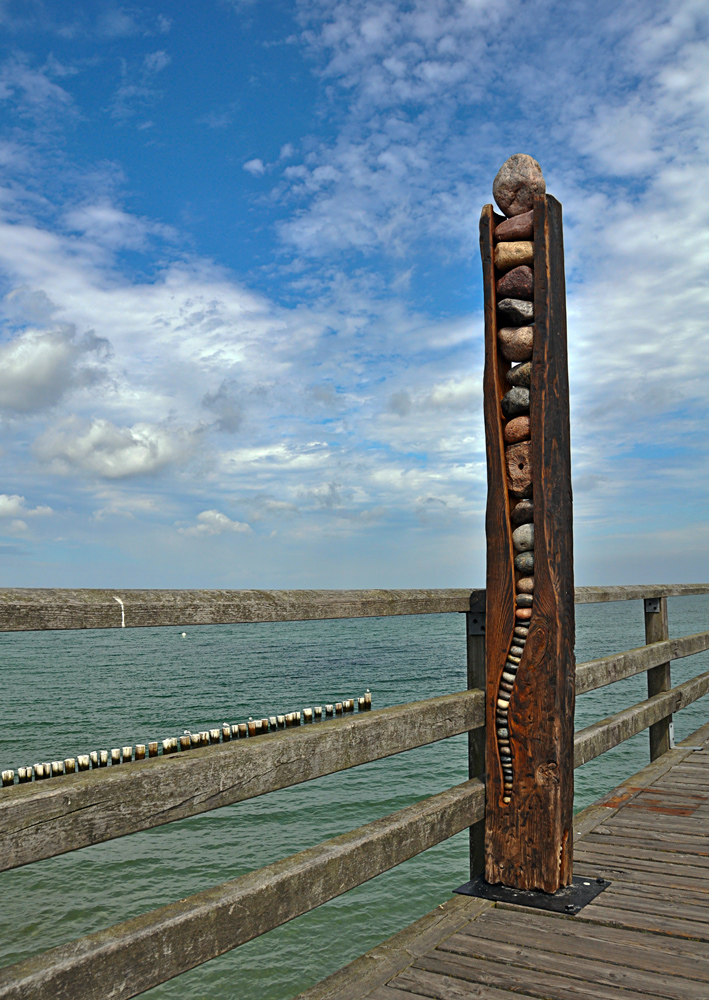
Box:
[512,522,534,552]
[504,415,530,444]
[498,298,534,325]
[494,209,533,243]
[497,697,510,709]
[514,625,529,638]
[501,387,529,419]
[497,727,509,738]
[493,154,546,217]
[517,575,534,593]
[506,362,532,389]
[511,499,534,526]
[514,551,534,573]
[506,656,521,667]
[494,241,534,273]
[510,646,524,658]
[516,594,533,608]
[506,440,532,497]
[503,795,511,803]
[502,670,516,683]
[498,325,533,361]
[516,608,533,620]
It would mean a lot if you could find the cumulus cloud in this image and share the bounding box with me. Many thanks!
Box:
[33,417,199,478]
[243,158,266,176]
[0,493,52,517]
[0,324,109,413]
[179,509,252,536]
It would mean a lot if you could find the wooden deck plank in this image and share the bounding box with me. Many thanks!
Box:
[297,723,709,1000]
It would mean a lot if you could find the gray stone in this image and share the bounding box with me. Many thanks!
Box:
[516,594,533,608]
[506,362,531,388]
[497,727,509,738]
[498,298,534,325]
[512,522,534,552]
[493,154,546,217]
[501,386,529,419]
[517,575,534,593]
[511,499,533,526]
[514,626,529,639]
[514,551,534,573]
[510,645,525,658]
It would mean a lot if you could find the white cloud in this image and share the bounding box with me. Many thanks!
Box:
[179,509,252,536]
[0,494,52,517]
[0,324,109,412]
[33,417,199,478]
[243,158,266,176]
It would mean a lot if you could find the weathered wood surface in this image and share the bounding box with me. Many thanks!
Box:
[0,584,706,631]
[574,668,709,768]
[0,780,484,1000]
[0,588,476,631]
[298,722,709,1000]
[645,596,673,759]
[0,690,483,873]
[575,628,709,694]
[483,194,575,892]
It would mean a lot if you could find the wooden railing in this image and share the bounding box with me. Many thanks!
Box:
[0,584,708,1000]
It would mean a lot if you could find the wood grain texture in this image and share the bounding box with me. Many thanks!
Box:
[484,194,575,892]
[646,597,672,759]
[0,589,475,632]
[574,668,709,767]
[0,780,484,1000]
[0,585,707,632]
[576,628,709,694]
[0,690,484,873]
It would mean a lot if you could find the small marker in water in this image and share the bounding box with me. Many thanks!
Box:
[122,747,132,763]
[180,734,191,751]
[51,761,64,777]
[2,770,14,787]
[111,749,121,766]
[77,755,90,771]
[135,745,146,760]
[325,704,334,717]
[90,752,99,769]
[277,715,285,728]
[148,742,158,758]
[64,758,76,774]
[181,632,187,638]
[99,750,108,767]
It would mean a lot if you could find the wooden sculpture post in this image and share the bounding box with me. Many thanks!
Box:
[481,155,575,893]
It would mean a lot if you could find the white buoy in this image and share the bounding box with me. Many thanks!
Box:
[181,632,187,638]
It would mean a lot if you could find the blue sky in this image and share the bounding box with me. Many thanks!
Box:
[0,0,707,588]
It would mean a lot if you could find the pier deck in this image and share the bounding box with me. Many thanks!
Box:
[301,721,709,1000]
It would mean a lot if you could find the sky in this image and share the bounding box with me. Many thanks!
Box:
[0,0,707,589]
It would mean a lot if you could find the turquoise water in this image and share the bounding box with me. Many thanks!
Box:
[1,595,708,998]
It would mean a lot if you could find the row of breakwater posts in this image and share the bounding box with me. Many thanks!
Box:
[1,690,372,786]
[2,154,709,1000]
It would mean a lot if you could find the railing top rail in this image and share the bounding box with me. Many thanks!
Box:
[0,584,707,632]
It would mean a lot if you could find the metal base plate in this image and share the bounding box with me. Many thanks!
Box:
[454,874,610,914]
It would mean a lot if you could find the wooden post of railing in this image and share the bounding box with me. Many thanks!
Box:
[645,595,673,759]
[466,590,486,876]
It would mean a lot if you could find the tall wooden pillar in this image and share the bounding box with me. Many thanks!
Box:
[481,193,575,893]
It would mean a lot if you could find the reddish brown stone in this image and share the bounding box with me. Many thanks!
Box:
[493,154,546,216]
[494,210,533,243]
[498,326,533,362]
[515,607,533,620]
[506,440,532,497]
[504,415,530,444]
[497,265,533,301]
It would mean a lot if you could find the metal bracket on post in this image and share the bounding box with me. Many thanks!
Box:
[644,598,660,614]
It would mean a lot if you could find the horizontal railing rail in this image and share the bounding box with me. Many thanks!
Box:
[0,690,484,873]
[2,627,709,872]
[0,780,486,1000]
[0,584,708,631]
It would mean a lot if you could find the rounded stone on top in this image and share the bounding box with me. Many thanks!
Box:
[493,154,546,217]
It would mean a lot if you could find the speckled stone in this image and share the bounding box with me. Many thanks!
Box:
[514,551,534,573]
[494,241,534,273]
[494,209,534,243]
[498,325,533,362]
[506,361,532,388]
[498,298,534,325]
[512,522,534,552]
[493,154,546,217]
[506,654,521,665]
[514,625,529,639]
[501,387,529,419]
[517,576,534,594]
[497,265,534,301]
[516,607,532,620]
[502,671,517,684]
[509,646,524,658]
[511,499,533,526]
[503,415,530,444]
[516,594,533,608]
[506,440,532,497]
[497,727,509,738]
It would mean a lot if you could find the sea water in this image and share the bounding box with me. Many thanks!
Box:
[1,594,708,999]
